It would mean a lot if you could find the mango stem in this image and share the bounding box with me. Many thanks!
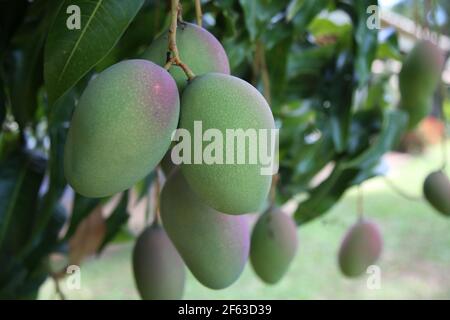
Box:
[164,0,195,81]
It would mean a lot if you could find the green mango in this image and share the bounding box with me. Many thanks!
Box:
[132,224,185,300]
[399,40,444,129]
[142,22,230,91]
[338,219,383,278]
[160,169,250,290]
[423,170,450,216]
[64,60,179,197]
[179,73,276,214]
[250,208,298,284]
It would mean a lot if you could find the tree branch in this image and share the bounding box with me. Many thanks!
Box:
[255,41,272,104]
[195,0,203,27]
[164,0,195,80]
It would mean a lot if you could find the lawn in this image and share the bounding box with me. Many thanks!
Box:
[38,143,450,299]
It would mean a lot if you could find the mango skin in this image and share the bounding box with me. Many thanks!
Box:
[160,169,250,290]
[399,41,444,129]
[423,170,450,216]
[179,73,275,214]
[132,224,185,300]
[338,220,382,278]
[250,208,298,284]
[142,22,230,91]
[64,60,179,197]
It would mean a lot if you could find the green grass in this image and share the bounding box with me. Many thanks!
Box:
[39,143,450,299]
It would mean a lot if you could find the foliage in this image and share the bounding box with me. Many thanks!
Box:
[0,0,417,298]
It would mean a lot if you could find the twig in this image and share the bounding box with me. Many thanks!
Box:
[268,174,279,210]
[152,167,163,226]
[164,0,195,80]
[258,41,272,105]
[194,0,202,27]
[356,185,364,220]
[53,276,66,300]
[382,176,423,202]
[254,41,272,104]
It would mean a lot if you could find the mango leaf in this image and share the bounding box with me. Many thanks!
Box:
[63,193,102,241]
[290,0,330,30]
[286,0,304,22]
[308,17,352,39]
[134,171,155,203]
[377,27,401,60]
[322,50,354,153]
[98,191,129,253]
[24,204,67,270]
[239,0,286,42]
[266,35,293,105]
[28,90,77,246]
[354,0,378,86]
[343,109,408,169]
[0,0,28,54]
[44,0,144,104]
[108,225,135,245]
[294,164,359,225]
[69,206,106,265]
[0,151,46,253]
[4,0,55,128]
[0,76,5,125]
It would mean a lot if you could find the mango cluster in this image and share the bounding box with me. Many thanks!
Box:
[63,23,287,299]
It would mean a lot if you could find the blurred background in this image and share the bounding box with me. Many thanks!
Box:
[0,0,449,299]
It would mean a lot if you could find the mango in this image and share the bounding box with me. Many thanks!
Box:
[399,41,444,129]
[160,169,250,289]
[132,224,185,300]
[179,73,276,214]
[423,170,450,216]
[338,219,382,278]
[64,60,179,197]
[142,22,230,91]
[250,208,298,284]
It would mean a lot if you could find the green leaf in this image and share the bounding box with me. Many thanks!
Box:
[107,224,135,245]
[322,50,354,153]
[291,0,330,30]
[308,17,352,39]
[25,204,67,270]
[25,91,78,254]
[294,164,359,225]
[266,35,293,104]
[354,0,378,86]
[0,0,28,54]
[4,0,57,128]
[343,109,408,169]
[286,0,304,22]
[376,27,401,60]
[239,0,286,42]
[44,0,144,104]
[98,191,129,253]
[63,193,102,241]
[0,151,46,252]
[134,171,155,203]
[0,76,6,125]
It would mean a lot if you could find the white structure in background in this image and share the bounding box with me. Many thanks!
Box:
[379,9,450,85]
